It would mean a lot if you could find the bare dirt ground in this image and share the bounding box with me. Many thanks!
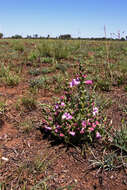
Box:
[0,83,127,190]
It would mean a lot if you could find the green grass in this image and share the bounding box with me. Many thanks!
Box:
[41,67,55,74]
[21,95,37,110]
[5,73,20,86]
[110,122,127,153]
[19,119,34,133]
[0,101,6,113]
[29,76,52,89]
[29,68,41,76]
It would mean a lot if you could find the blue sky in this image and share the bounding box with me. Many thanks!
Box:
[0,0,127,38]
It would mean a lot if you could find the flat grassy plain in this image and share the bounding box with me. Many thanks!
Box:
[0,39,127,189]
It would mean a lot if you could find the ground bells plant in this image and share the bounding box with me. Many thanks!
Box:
[42,62,106,144]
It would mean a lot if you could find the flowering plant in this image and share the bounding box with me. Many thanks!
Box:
[42,62,105,144]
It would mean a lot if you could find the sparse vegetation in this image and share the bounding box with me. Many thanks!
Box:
[0,38,127,189]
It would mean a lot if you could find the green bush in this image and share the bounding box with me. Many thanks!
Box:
[42,62,106,145]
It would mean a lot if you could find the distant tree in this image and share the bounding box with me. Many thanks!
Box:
[27,35,32,39]
[47,34,50,39]
[0,33,3,39]
[121,37,125,41]
[33,34,38,38]
[126,36,127,40]
[59,34,71,39]
[12,34,22,39]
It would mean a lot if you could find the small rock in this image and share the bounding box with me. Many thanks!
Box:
[74,179,78,183]
[1,157,9,161]
[110,175,114,179]
[62,170,68,173]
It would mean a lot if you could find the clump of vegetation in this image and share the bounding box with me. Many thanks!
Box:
[124,85,127,92]
[37,40,71,60]
[0,101,6,114]
[21,95,37,110]
[55,63,69,73]
[110,122,127,153]
[42,62,107,145]
[52,73,66,93]
[5,73,20,86]
[112,71,126,86]
[38,41,53,57]
[19,119,34,133]
[0,63,9,78]
[28,50,38,62]
[89,150,125,172]
[29,68,41,76]
[13,41,24,52]
[29,76,51,90]
[41,57,53,64]
[0,63,20,86]
[53,41,70,59]
[41,67,54,74]
[96,79,111,92]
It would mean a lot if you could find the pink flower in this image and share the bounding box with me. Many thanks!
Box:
[44,126,52,130]
[89,127,94,132]
[60,96,64,100]
[87,120,91,125]
[60,133,64,137]
[56,125,61,129]
[96,132,101,139]
[93,107,98,116]
[82,120,86,127]
[83,75,87,78]
[84,80,93,85]
[61,102,65,107]
[80,128,85,134]
[62,112,72,120]
[55,129,58,133]
[54,112,58,116]
[67,114,72,120]
[92,123,96,128]
[42,119,47,124]
[95,121,99,125]
[69,78,80,87]
[69,131,75,136]
[92,102,95,106]
[62,113,67,119]
[68,125,71,129]
[55,104,59,109]
[48,117,52,121]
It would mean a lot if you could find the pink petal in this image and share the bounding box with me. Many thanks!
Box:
[85,80,93,85]
[60,133,64,137]
[69,131,75,136]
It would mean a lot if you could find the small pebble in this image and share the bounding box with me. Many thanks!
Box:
[1,157,9,161]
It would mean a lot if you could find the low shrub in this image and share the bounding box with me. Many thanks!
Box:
[110,122,127,153]
[42,62,107,145]
[5,73,20,86]
[21,95,37,110]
